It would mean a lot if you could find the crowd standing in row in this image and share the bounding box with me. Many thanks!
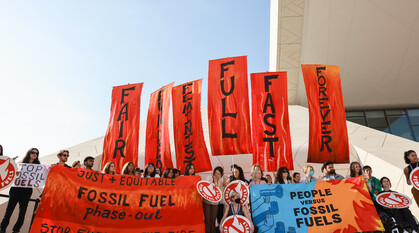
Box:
[0,146,418,233]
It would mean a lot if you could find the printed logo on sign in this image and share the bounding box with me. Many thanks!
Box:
[410,167,419,191]
[0,157,17,191]
[197,181,222,203]
[376,192,412,209]
[224,180,249,205]
[221,215,251,233]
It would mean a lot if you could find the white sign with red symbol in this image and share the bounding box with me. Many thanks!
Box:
[221,215,252,233]
[0,156,17,191]
[224,180,249,205]
[376,192,412,209]
[410,167,419,191]
[196,181,222,203]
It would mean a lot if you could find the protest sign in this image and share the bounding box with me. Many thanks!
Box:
[145,83,174,172]
[301,65,349,163]
[249,176,384,233]
[196,180,222,203]
[221,215,252,233]
[376,192,412,209]
[12,163,50,188]
[251,71,293,171]
[30,165,205,233]
[0,156,17,191]
[102,83,143,174]
[208,56,252,155]
[409,167,419,191]
[224,180,249,205]
[173,79,212,173]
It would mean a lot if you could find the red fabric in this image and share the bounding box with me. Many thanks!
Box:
[102,83,143,174]
[145,83,174,171]
[30,165,205,233]
[172,79,212,173]
[208,56,252,155]
[301,65,349,163]
[251,72,293,171]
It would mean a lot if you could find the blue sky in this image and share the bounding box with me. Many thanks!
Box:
[0,0,270,158]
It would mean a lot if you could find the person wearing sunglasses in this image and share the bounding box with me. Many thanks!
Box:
[0,148,40,233]
[54,150,71,168]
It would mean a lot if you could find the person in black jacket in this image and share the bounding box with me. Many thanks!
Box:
[0,148,40,233]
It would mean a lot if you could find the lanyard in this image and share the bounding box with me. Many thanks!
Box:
[231,204,240,215]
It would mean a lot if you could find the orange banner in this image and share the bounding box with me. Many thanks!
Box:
[145,83,174,171]
[251,72,293,171]
[30,165,205,233]
[301,65,349,163]
[102,83,143,174]
[172,79,212,173]
[208,56,252,155]
[250,176,384,232]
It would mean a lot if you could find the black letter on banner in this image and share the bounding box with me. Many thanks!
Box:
[263,93,276,114]
[264,75,278,92]
[263,114,276,135]
[118,103,129,121]
[113,139,126,158]
[220,77,235,96]
[220,61,235,79]
[121,86,136,104]
[263,137,279,158]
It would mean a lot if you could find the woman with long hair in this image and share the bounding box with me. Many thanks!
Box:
[275,166,292,184]
[162,168,174,178]
[403,150,419,207]
[121,161,135,176]
[347,161,363,178]
[0,148,40,233]
[143,163,159,177]
[203,166,226,233]
[102,162,116,175]
[184,163,196,176]
[227,166,248,184]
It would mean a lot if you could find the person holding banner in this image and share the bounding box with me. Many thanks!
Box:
[227,166,248,184]
[249,168,266,187]
[101,161,116,175]
[83,156,94,170]
[403,150,419,207]
[321,161,344,181]
[121,161,135,176]
[71,160,81,169]
[203,166,226,233]
[0,148,40,233]
[347,161,363,178]
[220,191,254,233]
[300,165,317,183]
[143,163,160,177]
[184,163,196,176]
[379,177,419,232]
[54,150,71,168]
[275,166,293,184]
[162,168,174,178]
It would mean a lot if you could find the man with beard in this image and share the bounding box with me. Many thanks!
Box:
[321,161,344,181]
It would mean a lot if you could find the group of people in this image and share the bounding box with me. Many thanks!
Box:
[0,146,418,233]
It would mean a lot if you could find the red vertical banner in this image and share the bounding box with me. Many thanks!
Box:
[208,56,252,155]
[251,72,293,171]
[172,79,212,173]
[301,65,349,163]
[102,83,143,174]
[145,83,174,171]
